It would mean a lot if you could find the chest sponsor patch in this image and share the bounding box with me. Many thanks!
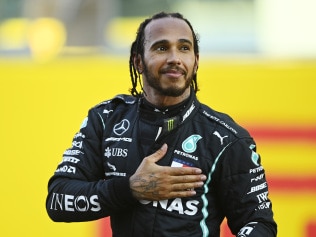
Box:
[171,158,194,167]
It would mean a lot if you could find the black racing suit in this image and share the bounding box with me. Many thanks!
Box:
[46,90,277,237]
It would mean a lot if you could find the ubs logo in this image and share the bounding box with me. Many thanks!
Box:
[113,119,130,136]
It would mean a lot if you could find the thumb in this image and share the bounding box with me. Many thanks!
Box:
[149,143,168,163]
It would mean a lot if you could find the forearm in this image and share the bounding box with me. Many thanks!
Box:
[216,138,277,236]
[237,221,277,237]
[46,177,137,222]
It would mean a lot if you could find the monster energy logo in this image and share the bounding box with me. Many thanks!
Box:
[163,116,179,133]
[167,119,174,131]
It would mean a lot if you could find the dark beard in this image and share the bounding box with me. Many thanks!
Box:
[142,64,193,97]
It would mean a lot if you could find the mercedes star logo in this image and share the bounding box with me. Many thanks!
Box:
[113,119,130,136]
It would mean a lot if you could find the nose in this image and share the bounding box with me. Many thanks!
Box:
[166,49,181,65]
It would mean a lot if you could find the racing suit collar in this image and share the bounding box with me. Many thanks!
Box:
[139,87,199,129]
[140,87,197,117]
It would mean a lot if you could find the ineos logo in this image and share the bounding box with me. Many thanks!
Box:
[113,119,130,136]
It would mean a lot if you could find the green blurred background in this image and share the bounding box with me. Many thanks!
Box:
[0,1,315,236]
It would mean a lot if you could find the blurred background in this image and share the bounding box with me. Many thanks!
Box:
[0,0,315,236]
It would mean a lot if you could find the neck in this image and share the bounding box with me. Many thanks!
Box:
[143,87,191,108]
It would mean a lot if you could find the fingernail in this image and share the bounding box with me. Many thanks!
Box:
[201,175,207,180]
[195,182,203,187]
[161,143,167,151]
[195,169,202,174]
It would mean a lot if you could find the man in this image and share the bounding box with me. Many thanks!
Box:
[46,12,277,236]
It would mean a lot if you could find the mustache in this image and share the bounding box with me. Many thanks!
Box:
[160,66,186,75]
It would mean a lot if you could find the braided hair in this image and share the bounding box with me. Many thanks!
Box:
[129,12,200,97]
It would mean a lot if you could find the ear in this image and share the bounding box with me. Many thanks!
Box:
[194,54,199,73]
[133,54,143,73]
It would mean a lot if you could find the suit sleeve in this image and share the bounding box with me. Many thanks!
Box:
[214,138,277,236]
[46,108,137,222]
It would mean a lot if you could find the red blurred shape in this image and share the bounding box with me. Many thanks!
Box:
[268,176,316,192]
[222,220,234,237]
[306,220,316,237]
[247,126,316,142]
[99,217,111,237]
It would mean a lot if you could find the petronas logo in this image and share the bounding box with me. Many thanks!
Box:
[182,135,202,153]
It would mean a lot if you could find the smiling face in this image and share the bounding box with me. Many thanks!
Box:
[136,17,199,106]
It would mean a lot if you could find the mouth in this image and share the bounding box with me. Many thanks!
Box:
[161,68,185,79]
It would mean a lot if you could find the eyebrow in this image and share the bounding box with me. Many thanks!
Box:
[149,38,193,50]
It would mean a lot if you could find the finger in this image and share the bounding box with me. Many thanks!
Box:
[165,166,203,176]
[171,181,205,191]
[147,143,168,163]
[169,173,207,184]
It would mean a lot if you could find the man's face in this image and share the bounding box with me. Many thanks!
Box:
[139,17,199,97]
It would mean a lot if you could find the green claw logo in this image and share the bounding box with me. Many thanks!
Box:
[182,135,202,153]
[249,144,260,166]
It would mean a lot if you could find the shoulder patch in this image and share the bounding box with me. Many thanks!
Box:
[95,94,137,108]
[113,94,137,104]
[200,104,250,138]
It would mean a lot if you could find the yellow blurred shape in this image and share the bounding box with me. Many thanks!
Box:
[0,57,315,237]
[105,17,143,48]
[28,18,66,62]
[0,18,30,49]
[272,193,316,237]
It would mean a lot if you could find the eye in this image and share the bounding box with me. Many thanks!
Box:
[180,45,191,51]
[156,46,167,51]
